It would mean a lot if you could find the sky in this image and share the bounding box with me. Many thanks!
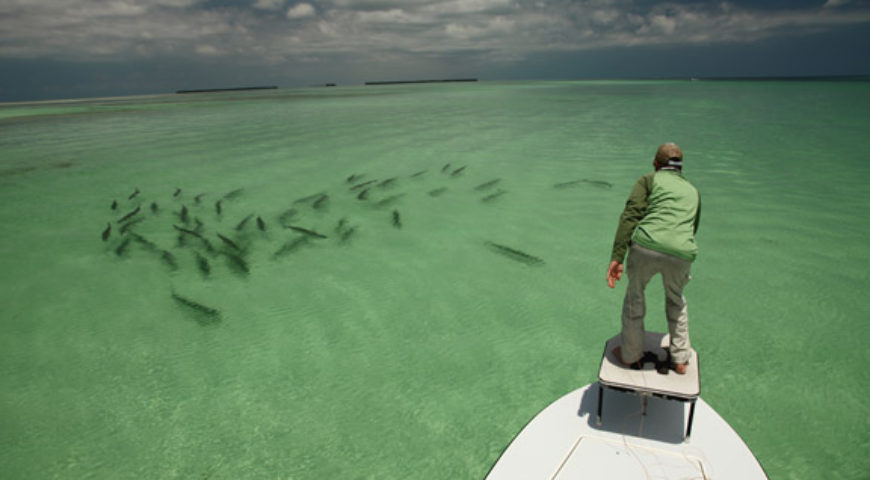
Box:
[1,0,869,101]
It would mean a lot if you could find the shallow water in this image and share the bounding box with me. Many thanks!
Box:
[1,80,869,479]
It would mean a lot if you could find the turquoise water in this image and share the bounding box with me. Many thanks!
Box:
[1,80,868,479]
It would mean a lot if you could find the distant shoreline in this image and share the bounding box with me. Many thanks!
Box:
[4,76,868,104]
[176,86,278,94]
[691,75,870,82]
[364,78,478,86]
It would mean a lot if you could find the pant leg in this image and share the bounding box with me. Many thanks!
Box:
[620,244,659,363]
[660,256,692,364]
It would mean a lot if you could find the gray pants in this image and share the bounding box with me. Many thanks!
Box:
[621,243,692,364]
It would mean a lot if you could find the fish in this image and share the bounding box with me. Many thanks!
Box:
[180,205,189,224]
[115,237,131,256]
[335,217,348,233]
[312,194,328,209]
[378,177,397,188]
[441,163,451,173]
[392,210,401,228]
[553,179,614,189]
[484,241,544,266]
[474,179,501,191]
[357,188,370,200]
[216,233,241,252]
[553,180,584,189]
[222,188,244,200]
[376,194,405,208]
[118,206,141,223]
[286,225,328,239]
[174,224,204,239]
[128,188,140,200]
[193,217,204,233]
[174,225,215,253]
[150,201,159,213]
[481,190,506,203]
[159,250,178,270]
[111,200,118,210]
[339,226,356,244]
[221,251,250,274]
[173,187,181,197]
[119,216,144,234]
[410,170,427,177]
[256,216,266,231]
[428,187,448,197]
[194,193,206,204]
[235,214,254,231]
[349,179,377,191]
[130,233,158,251]
[215,200,222,215]
[347,173,365,183]
[101,223,111,241]
[171,292,221,325]
[273,237,309,258]
[450,166,467,177]
[194,251,210,276]
[294,192,326,204]
[582,178,614,188]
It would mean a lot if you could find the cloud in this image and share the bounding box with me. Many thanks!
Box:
[286,2,315,19]
[253,0,285,11]
[1,0,869,68]
[356,8,421,24]
[195,44,222,55]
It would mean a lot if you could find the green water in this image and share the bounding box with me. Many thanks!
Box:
[1,80,868,479]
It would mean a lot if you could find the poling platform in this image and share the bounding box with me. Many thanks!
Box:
[598,332,699,439]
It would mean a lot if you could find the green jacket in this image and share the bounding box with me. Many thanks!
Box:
[610,169,701,263]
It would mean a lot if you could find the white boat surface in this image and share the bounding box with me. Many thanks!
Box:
[486,333,768,479]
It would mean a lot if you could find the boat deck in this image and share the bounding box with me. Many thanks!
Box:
[485,385,767,479]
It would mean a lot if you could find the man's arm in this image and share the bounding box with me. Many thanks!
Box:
[610,174,653,264]
[607,174,652,288]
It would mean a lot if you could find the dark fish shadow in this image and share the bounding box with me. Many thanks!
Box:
[220,250,250,276]
[171,292,221,327]
[484,241,545,266]
[554,179,614,189]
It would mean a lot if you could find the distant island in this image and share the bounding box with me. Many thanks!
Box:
[176,86,278,94]
[364,78,478,86]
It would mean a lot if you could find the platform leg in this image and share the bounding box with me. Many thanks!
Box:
[685,400,697,441]
[641,394,648,416]
[596,384,603,426]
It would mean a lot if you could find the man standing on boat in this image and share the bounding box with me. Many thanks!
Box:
[606,143,700,375]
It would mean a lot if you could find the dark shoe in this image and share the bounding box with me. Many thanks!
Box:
[612,346,640,369]
[613,347,665,371]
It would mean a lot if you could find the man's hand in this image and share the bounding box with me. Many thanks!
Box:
[607,261,623,288]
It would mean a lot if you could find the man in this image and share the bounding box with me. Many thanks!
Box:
[606,143,701,375]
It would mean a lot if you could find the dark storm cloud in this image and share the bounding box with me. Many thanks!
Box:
[3,0,869,61]
[0,0,868,100]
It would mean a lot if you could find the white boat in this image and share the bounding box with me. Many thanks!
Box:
[486,333,768,479]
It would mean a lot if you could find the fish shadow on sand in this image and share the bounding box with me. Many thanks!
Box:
[171,291,221,326]
[553,178,614,189]
[484,241,545,266]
